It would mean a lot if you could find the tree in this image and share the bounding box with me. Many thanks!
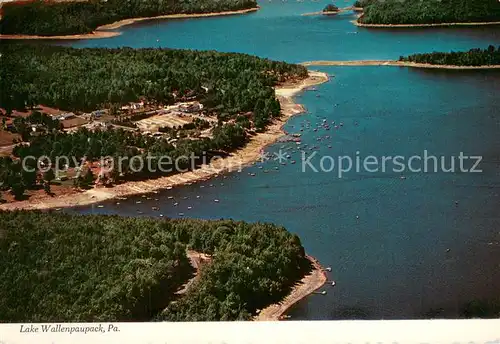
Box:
[82,169,95,187]
[10,182,25,200]
[43,169,55,184]
[43,182,52,195]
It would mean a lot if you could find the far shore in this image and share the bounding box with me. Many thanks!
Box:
[0,7,259,40]
[353,14,500,28]
[301,60,500,70]
[0,71,329,211]
[255,255,328,321]
[0,31,121,40]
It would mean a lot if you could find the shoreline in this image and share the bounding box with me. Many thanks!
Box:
[0,31,121,40]
[301,60,500,70]
[0,7,259,40]
[254,255,328,321]
[0,71,329,211]
[301,11,340,16]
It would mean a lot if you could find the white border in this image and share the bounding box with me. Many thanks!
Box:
[1,320,499,344]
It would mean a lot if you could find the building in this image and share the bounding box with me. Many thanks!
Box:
[91,110,106,118]
[55,112,75,121]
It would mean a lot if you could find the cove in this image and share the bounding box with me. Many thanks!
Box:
[67,1,500,319]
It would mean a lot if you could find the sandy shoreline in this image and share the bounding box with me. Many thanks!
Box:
[0,31,121,40]
[301,60,500,70]
[0,71,329,211]
[255,255,328,321]
[97,7,259,31]
[0,7,259,40]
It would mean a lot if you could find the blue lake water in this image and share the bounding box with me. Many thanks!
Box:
[67,1,500,319]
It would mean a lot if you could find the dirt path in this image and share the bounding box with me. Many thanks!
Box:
[0,71,329,211]
[254,255,328,321]
[175,250,211,295]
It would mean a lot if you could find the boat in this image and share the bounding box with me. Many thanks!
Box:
[214,199,220,203]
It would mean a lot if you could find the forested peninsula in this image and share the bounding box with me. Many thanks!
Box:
[355,0,500,25]
[0,211,312,322]
[400,46,500,66]
[0,0,258,36]
[0,45,308,201]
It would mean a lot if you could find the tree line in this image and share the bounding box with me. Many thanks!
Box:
[0,0,258,36]
[359,0,500,25]
[399,46,500,66]
[0,211,311,322]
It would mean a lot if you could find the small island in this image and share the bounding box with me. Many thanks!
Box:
[322,4,340,15]
[0,211,323,322]
[356,0,500,26]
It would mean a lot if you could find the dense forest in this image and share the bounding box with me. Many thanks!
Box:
[399,46,500,66]
[0,0,258,36]
[0,211,311,322]
[359,0,500,25]
[0,45,307,199]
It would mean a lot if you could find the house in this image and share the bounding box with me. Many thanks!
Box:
[179,103,203,113]
[57,112,75,121]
